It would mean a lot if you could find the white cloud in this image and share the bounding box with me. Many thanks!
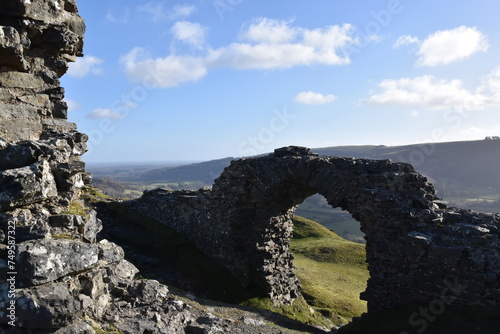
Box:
[461,127,486,136]
[67,56,104,78]
[367,68,500,111]
[208,19,355,70]
[171,21,207,48]
[416,26,489,66]
[170,4,197,20]
[477,66,500,102]
[87,108,124,121]
[121,47,207,88]
[366,75,484,110]
[294,91,337,105]
[240,18,297,44]
[393,35,420,49]
[138,3,196,22]
[106,8,130,24]
[122,18,356,88]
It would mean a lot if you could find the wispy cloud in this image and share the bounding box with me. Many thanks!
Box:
[87,108,124,121]
[366,67,500,111]
[106,7,131,24]
[121,18,357,88]
[394,26,489,66]
[293,91,337,105]
[138,3,196,22]
[170,4,197,20]
[392,35,420,49]
[171,21,208,48]
[67,56,104,78]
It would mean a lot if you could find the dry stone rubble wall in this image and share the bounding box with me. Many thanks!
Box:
[133,146,500,312]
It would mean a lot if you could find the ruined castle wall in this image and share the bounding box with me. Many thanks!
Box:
[0,2,202,332]
[133,147,500,312]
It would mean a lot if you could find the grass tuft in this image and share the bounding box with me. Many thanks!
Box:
[242,295,338,329]
[62,201,88,218]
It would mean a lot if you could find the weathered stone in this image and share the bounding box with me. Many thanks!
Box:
[0,25,27,70]
[17,93,51,108]
[0,3,338,334]
[79,268,107,299]
[0,119,43,142]
[16,239,99,286]
[49,214,85,229]
[10,283,82,329]
[131,147,500,312]
[98,239,125,263]
[42,117,77,133]
[53,320,95,334]
[81,210,102,243]
[47,212,101,243]
[0,103,40,120]
[0,71,46,89]
[15,219,51,241]
[127,279,169,304]
[0,140,49,170]
[0,160,58,211]
[0,88,13,100]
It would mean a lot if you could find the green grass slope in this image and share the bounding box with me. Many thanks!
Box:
[290,216,368,324]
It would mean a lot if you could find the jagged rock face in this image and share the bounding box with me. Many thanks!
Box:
[0,0,85,142]
[133,146,500,312]
[0,2,324,333]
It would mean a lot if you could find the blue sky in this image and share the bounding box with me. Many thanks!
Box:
[62,0,500,163]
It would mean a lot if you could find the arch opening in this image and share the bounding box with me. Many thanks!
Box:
[286,193,369,323]
[295,194,365,244]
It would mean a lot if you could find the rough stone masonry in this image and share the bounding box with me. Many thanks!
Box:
[1,1,299,333]
[1,0,499,332]
[133,146,500,312]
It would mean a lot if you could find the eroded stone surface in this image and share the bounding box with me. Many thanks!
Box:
[16,239,99,286]
[132,146,500,312]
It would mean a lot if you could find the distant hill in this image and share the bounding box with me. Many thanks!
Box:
[91,138,500,214]
[313,139,500,188]
[136,157,234,184]
[131,139,500,190]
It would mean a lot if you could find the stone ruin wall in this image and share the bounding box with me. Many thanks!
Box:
[0,0,88,205]
[0,2,259,333]
[1,0,499,331]
[132,146,500,312]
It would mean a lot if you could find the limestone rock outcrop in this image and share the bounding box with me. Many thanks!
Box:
[2,0,499,331]
[0,2,331,333]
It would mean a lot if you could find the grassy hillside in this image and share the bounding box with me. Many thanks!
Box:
[137,157,233,184]
[295,195,364,243]
[290,216,368,324]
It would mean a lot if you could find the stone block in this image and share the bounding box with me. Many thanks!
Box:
[18,94,51,109]
[0,160,58,211]
[98,239,125,264]
[41,118,77,133]
[16,239,99,286]
[2,283,82,329]
[0,119,43,142]
[0,72,46,89]
[0,25,27,71]
[0,103,40,120]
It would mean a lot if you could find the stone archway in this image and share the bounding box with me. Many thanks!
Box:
[133,146,500,312]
